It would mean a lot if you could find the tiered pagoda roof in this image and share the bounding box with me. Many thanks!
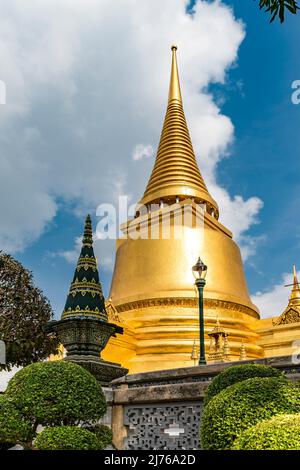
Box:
[62,214,107,321]
[274,265,300,325]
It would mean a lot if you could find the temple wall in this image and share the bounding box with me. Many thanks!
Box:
[257,321,300,358]
[109,356,300,450]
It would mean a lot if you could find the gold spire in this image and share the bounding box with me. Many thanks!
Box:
[190,340,199,366]
[273,265,300,325]
[239,340,247,361]
[223,334,230,361]
[290,265,300,305]
[210,316,225,335]
[168,45,182,103]
[140,46,219,217]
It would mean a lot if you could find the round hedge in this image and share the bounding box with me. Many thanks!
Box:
[6,361,107,426]
[35,426,101,450]
[0,395,32,445]
[233,413,300,450]
[204,364,284,405]
[84,424,113,449]
[201,376,300,450]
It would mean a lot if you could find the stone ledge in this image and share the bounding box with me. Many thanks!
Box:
[112,355,298,389]
[114,381,207,405]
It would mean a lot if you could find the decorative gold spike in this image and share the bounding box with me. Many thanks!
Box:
[139,46,219,216]
[168,45,182,103]
[293,264,298,282]
[239,340,247,361]
[290,265,300,304]
[223,334,230,361]
[274,265,300,325]
[190,340,199,366]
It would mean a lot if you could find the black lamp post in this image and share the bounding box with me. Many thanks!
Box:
[192,257,207,366]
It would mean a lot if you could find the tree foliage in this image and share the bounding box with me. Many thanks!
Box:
[257,0,299,23]
[6,361,107,427]
[233,413,300,450]
[204,363,283,405]
[84,424,113,449]
[35,426,102,450]
[0,395,32,447]
[201,376,300,450]
[0,252,59,369]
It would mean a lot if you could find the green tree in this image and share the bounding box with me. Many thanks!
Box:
[256,0,299,23]
[201,376,300,450]
[35,426,102,450]
[204,363,283,405]
[6,361,107,429]
[0,252,59,369]
[233,413,300,450]
[0,395,32,449]
[5,361,108,449]
[83,424,113,449]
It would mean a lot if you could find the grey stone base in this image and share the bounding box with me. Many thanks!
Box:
[64,355,128,387]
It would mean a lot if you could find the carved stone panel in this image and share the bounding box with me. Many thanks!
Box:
[124,402,202,450]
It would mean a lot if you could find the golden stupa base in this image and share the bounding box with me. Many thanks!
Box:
[103,296,264,374]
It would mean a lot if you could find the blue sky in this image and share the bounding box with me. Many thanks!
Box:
[0,0,300,319]
[212,1,300,305]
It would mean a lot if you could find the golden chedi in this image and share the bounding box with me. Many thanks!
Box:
[102,46,263,373]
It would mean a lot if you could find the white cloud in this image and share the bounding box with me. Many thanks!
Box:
[239,235,266,262]
[210,186,264,259]
[55,236,82,264]
[0,0,262,261]
[132,144,154,161]
[252,270,298,318]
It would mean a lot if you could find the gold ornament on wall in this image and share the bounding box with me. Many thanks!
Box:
[208,317,230,363]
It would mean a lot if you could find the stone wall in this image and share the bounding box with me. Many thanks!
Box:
[110,356,300,450]
[101,388,113,427]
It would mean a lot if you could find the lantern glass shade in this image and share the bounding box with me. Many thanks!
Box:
[192,257,207,280]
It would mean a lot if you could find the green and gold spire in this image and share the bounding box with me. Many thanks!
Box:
[62,214,107,321]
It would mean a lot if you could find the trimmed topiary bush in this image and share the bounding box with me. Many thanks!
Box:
[204,364,284,405]
[0,395,32,447]
[84,424,113,449]
[6,361,107,426]
[201,376,300,450]
[35,426,101,450]
[233,413,300,450]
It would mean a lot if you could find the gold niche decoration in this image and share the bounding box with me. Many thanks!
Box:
[208,317,230,363]
[190,340,199,366]
[105,298,124,326]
